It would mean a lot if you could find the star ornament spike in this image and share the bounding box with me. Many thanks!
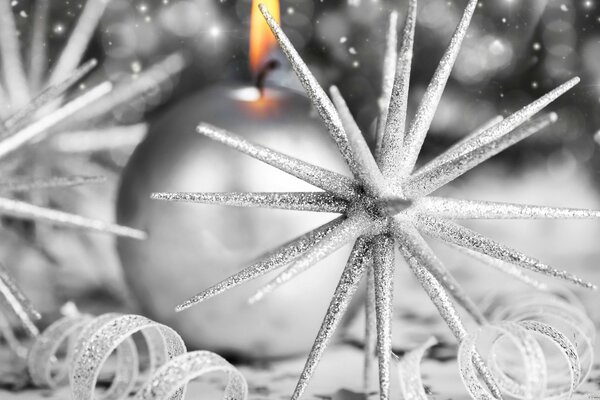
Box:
[153,1,596,399]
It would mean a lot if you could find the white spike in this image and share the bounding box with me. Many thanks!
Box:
[48,0,111,86]
[0,82,112,160]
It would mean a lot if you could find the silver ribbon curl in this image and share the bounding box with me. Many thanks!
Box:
[26,313,248,400]
[458,290,594,400]
[394,336,438,400]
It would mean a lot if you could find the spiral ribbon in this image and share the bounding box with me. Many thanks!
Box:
[395,289,595,400]
[26,313,248,400]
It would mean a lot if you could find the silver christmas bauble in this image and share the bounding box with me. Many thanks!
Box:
[116,85,363,359]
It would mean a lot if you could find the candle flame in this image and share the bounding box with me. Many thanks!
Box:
[250,0,280,76]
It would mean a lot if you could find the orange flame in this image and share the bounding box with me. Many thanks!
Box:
[249,0,280,76]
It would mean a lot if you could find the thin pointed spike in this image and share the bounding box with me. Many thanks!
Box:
[408,77,579,195]
[448,243,548,291]
[0,264,40,337]
[394,220,503,399]
[48,0,111,86]
[405,112,557,198]
[329,86,389,197]
[0,175,105,193]
[197,123,358,200]
[416,115,504,176]
[446,115,504,156]
[396,221,467,339]
[151,192,348,213]
[364,265,377,391]
[250,212,382,303]
[415,196,600,220]
[375,11,399,159]
[28,0,50,93]
[259,4,360,176]
[0,82,112,160]
[399,0,479,175]
[372,235,395,400]
[414,214,596,289]
[4,59,98,131]
[65,53,187,125]
[0,197,146,239]
[445,76,577,157]
[0,312,29,358]
[390,221,487,324]
[291,238,371,400]
[381,0,417,179]
[0,0,30,107]
[175,217,344,312]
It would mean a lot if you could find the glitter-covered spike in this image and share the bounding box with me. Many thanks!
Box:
[291,238,370,400]
[0,82,112,160]
[418,115,504,175]
[154,3,596,399]
[445,116,504,156]
[449,243,548,291]
[399,0,479,175]
[28,0,50,93]
[48,0,111,86]
[0,0,30,107]
[391,221,486,324]
[330,86,389,197]
[375,11,398,157]
[151,192,348,213]
[250,212,382,303]
[416,196,600,220]
[413,76,578,181]
[197,123,357,200]
[259,5,359,176]
[415,214,596,289]
[0,197,146,239]
[372,235,395,400]
[0,175,106,193]
[176,218,344,312]
[0,264,40,337]
[5,59,98,131]
[364,266,376,391]
[405,113,557,198]
[395,221,503,399]
[380,0,417,179]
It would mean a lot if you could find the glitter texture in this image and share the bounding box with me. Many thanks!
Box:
[152,1,597,398]
[26,312,248,400]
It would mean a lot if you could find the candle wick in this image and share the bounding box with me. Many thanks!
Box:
[255,59,280,97]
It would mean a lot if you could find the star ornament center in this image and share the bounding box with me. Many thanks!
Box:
[152,1,597,399]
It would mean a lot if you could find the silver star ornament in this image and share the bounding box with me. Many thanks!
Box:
[153,1,596,399]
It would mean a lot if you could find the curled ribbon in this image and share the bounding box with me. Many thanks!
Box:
[459,289,594,400]
[395,289,594,400]
[26,313,248,400]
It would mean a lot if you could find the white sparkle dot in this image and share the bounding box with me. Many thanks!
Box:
[209,26,221,38]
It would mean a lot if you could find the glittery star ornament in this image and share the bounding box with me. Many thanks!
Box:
[153,1,596,399]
